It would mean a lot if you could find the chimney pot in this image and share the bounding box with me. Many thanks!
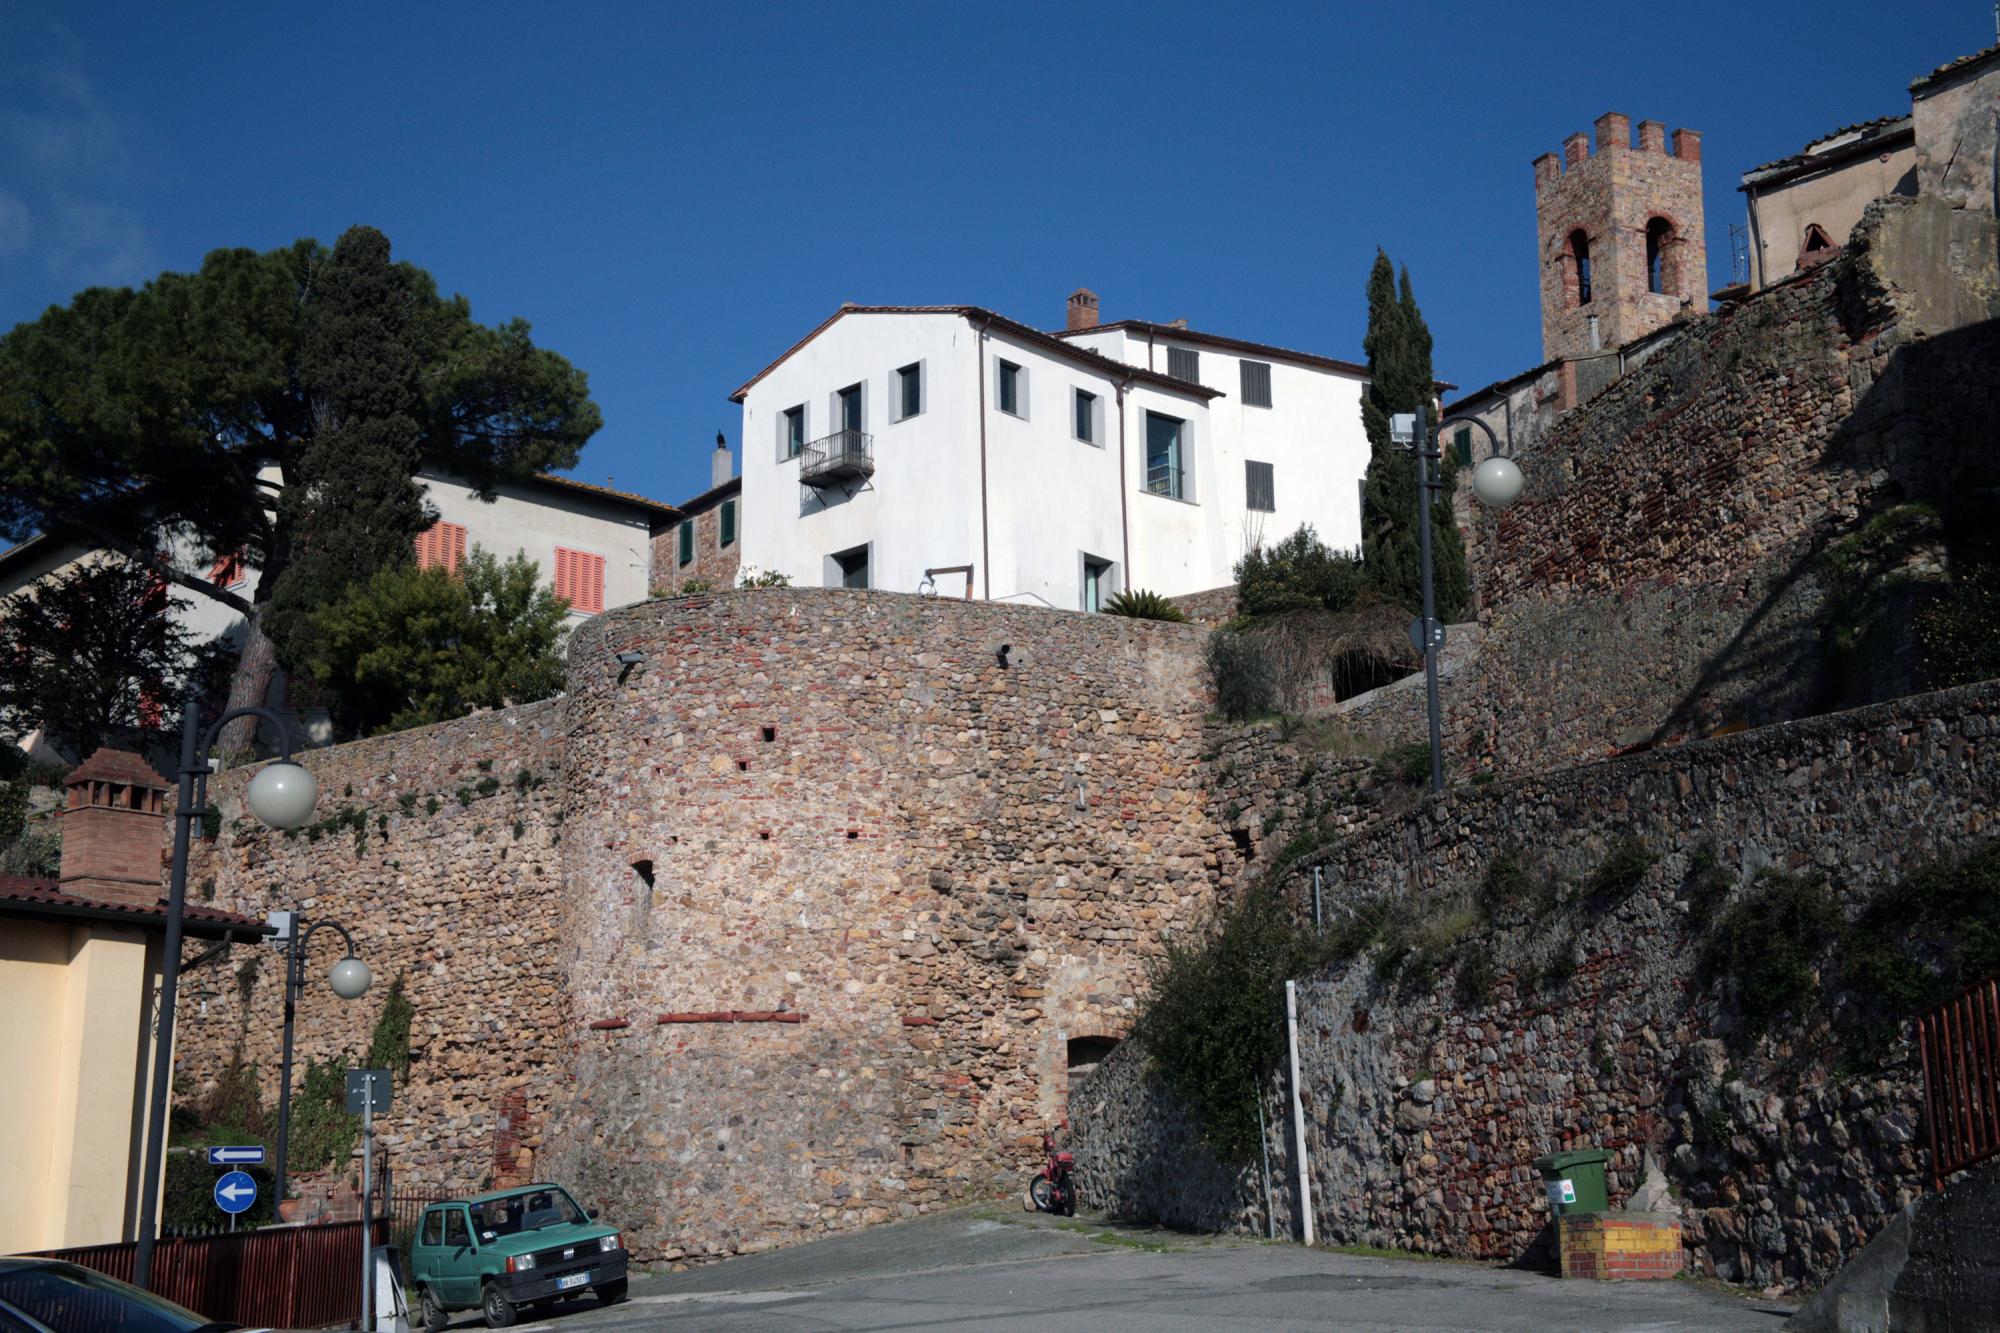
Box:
[1065,288,1100,332]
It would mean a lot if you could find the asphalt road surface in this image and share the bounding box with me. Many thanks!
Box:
[431,1207,1798,1332]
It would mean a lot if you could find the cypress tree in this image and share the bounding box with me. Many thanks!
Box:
[263,225,434,676]
[1357,251,1468,620]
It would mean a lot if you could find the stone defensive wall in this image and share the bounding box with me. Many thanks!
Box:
[542,587,1351,1261]
[1074,677,2000,1290]
[171,588,1393,1264]
[1348,201,2000,777]
[175,700,568,1190]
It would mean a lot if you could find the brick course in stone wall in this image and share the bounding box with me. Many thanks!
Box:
[1074,679,2000,1290]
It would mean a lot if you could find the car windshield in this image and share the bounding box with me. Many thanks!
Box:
[0,1261,226,1332]
[472,1187,585,1237]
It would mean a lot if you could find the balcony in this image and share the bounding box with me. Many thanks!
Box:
[799,429,874,489]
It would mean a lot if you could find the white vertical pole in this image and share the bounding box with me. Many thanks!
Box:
[360,1074,374,1332]
[1285,980,1315,1245]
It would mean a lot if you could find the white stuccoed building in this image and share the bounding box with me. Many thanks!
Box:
[731,290,1375,609]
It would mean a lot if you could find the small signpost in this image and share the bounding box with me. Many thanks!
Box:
[214,1170,257,1231]
[205,1145,266,1166]
[345,1069,392,1331]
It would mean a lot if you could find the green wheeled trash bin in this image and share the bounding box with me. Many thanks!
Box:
[1534,1149,1610,1216]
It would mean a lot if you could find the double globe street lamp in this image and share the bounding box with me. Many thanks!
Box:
[133,698,340,1289]
[1390,404,1527,795]
[270,912,372,1203]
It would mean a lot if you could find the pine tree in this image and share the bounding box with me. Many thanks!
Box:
[1357,251,1468,620]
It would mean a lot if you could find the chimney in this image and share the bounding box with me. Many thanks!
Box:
[1065,288,1099,332]
[711,431,734,489]
[59,748,169,910]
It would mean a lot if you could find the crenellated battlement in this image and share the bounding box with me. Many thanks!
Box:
[1533,111,1703,189]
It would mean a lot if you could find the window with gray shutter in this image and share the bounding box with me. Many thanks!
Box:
[1167,346,1199,383]
[1240,359,1272,407]
[1245,460,1275,512]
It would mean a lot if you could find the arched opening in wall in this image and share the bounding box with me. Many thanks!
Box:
[1065,1035,1121,1112]
[1646,218,1675,294]
[1798,223,1836,269]
[1569,230,1593,306]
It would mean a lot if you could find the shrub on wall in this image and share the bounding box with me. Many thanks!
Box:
[287,1057,361,1177]
[367,974,415,1079]
[1205,632,1275,722]
[1140,889,1323,1162]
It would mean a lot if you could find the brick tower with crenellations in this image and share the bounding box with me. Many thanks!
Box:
[1534,112,1706,362]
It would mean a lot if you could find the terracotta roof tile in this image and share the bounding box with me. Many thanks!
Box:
[0,875,268,938]
[528,473,681,519]
[728,305,1226,404]
[1912,44,2000,92]
[1051,319,1372,379]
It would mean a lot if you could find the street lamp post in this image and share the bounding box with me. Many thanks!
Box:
[133,694,320,1291]
[271,915,372,1203]
[1391,405,1526,795]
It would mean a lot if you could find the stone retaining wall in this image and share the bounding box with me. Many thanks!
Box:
[1073,679,2000,1291]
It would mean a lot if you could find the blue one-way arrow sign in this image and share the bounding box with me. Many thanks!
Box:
[206,1146,266,1166]
[214,1170,258,1215]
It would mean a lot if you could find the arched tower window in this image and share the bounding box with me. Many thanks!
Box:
[1646,218,1675,295]
[1569,230,1593,306]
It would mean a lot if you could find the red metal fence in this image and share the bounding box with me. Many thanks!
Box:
[33,1217,386,1328]
[1917,973,2000,1191]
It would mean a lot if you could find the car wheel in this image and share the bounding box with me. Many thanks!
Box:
[596,1277,629,1306]
[482,1282,518,1329]
[420,1285,450,1332]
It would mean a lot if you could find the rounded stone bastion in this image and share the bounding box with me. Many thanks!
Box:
[541,586,1237,1264]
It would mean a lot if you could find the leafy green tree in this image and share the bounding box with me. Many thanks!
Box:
[1233,524,1373,618]
[305,547,570,735]
[0,229,600,744]
[1357,252,1468,621]
[262,226,433,674]
[0,558,232,758]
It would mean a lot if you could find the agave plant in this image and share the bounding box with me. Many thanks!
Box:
[1102,589,1189,622]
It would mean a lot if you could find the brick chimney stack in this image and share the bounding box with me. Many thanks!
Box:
[59,748,169,909]
[1066,288,1099,331]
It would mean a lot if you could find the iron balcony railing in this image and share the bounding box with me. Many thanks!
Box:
[1917,972,2000,1190]
[799,429,874,488]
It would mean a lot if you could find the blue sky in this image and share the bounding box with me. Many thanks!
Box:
[1,2,1987,506]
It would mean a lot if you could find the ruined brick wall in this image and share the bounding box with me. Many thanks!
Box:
[1076,678,2000,1290]
[1351,220,2000,777]
[172,702,566,1193]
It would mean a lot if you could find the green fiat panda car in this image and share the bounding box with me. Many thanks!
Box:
[409,1183,627,1328]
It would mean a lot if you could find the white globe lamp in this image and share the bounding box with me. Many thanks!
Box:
[246,761,318,830]
[1471,456,1525,510]
[329,955,373,1000]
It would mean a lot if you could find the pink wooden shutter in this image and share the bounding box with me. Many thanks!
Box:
[554,546,603,613]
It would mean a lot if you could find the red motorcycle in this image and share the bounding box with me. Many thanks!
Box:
[1028,1124,1077,1216]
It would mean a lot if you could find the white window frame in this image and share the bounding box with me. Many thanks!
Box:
[996,357,1028,420]
[832,381,867,436]
[1079,552,1118,611]
[778,403,807,461]
[892,360,926,423]
[1072,387,1102,446]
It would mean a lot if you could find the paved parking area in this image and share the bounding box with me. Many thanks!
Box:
[435,1207,1797,1332]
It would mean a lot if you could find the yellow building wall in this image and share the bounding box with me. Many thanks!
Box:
[0,919,162,1254]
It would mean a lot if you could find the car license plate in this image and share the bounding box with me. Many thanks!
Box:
[558,1272,589,1291]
